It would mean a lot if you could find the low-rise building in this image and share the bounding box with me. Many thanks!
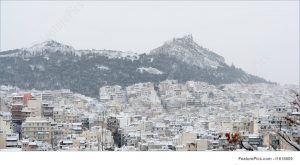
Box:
[5,133,19,148]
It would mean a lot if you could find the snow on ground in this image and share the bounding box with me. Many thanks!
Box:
[96,65,110,70]
[137,67,163,75]
[79,49,140,60]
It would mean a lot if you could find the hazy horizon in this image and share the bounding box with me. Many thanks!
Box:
[1,1,299,85]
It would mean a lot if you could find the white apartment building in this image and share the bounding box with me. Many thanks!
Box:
[22,117,51,143]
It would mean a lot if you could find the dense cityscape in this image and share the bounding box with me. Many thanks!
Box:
[1,3,299,165]
[0,81,299,151]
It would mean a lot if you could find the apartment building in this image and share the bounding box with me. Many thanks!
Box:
[21,117,51,143]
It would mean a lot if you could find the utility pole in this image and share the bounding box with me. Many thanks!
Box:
[279,118,282,131]
[97,112,100,151]
[101,110,104,151]
[139,123,142,151]
[97,131,100,151]
[51,129,54,151]
[120,128,122,148]
[139,130,142,151]
[0,97,2,112]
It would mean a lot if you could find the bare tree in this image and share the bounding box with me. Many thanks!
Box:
[290,90,300,112]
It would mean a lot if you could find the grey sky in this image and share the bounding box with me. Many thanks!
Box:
[1,1,299,85]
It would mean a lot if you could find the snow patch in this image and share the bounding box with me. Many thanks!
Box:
[29,65,34,70]
[29,40,75,53]
[79,50,140,60]
[96,65,110,71]
[137,67,163,75]
[44,56,50,60]
[29,65,45,71]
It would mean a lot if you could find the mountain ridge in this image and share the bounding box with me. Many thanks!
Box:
[0,35,273,97]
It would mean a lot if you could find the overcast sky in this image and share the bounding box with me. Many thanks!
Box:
[1,1,299,85]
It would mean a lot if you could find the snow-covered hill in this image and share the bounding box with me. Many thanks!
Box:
[150,35,225,68]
